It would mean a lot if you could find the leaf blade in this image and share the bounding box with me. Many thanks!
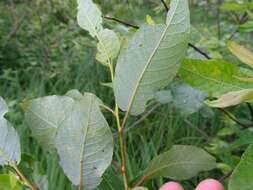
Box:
[229,144,253,190]
[206,89,253,108]
[55,93,113,189]
[114,0,190,115]
[228,41,253,69]
[142,145,216,181]
[179,59,252,97]
[77,0,102,38]
[0,97,21,166]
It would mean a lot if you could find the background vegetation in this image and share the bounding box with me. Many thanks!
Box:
[0,0,252,189]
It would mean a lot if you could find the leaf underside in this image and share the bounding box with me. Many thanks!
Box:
[114,0,190,115]
[55,93,113,189]
[0,97,20,166]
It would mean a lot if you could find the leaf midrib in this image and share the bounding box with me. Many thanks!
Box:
[79,95,93,187]
[125,0,180,114]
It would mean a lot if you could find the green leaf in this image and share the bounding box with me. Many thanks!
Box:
[179,59,252,97]
[0,97,21,166]
[114,0,190,115]
[96,29,121,65]
[77,0,102,38]
[229,144,253,190]
[25,95,75,150]
[227,41,253,69]
[221,2,253,12]
[77,0,120,66]
[142,145,216,181]
[55,93,113,189]
[206,89,253,108]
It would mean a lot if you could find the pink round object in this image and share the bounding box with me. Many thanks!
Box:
[159,181,184,190]
[195,179,224,190]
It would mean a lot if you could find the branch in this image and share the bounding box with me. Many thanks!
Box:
[188,43,211,60]
[160,0,169,11]
[103,16,139,29]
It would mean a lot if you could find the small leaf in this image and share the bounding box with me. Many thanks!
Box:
[96,29,121,65]
[146,15,155,25]
[179,59,252,97]
[228,41,253,69]
[206,89,253,108]
[114,0,190,115]
[77,0,102,38]
[0,97,21,166]
[142,145,216,181]
[229,144,253,190]
[77,0,120,66]
[55,93,113,189]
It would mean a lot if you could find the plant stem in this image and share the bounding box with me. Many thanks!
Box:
[12,164,39,190]
[108,62,129,190]
[100,103,116,116]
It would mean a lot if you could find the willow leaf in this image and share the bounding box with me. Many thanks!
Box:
[206,88,253,108]
[77,0,102,38]
[229,144,253,190]
[55,93,113,189]
[96,29,121,65]
[77,0,120,65]
[179,59,252,97]
[142,145,216,181]
[228,41,253,69]
[113,0,190,115]
[0,97,21,166]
